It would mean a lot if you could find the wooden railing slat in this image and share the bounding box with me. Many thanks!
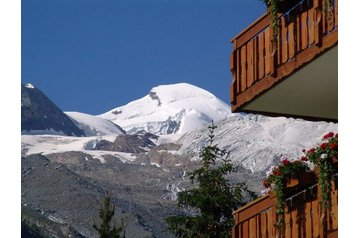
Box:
[258,32,265,80]
[301,11,308,49]
[281,16,288,64]
[249,217,256,238]
[247,40,254,87]
[305,201,313,237]
[260,212,267,238]
[240,45,247,92]
[331,181,338,231]
[285,206,292,237]
[312,198,320,237]
[309,6,316,45]
[288,16,296,59]
[267,208,274,238]
[291,208,299,238]
[243,220,249,238]
[264,30,271,75]
[236,49,241,95]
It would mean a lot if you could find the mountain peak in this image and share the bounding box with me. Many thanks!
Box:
[24,83,35,89]
[99,83,232,135]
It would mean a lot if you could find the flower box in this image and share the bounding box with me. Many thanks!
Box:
[285,171,316,195]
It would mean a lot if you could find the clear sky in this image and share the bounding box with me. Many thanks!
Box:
[22,0,266,115]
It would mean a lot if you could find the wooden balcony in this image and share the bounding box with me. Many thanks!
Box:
[230,0,338,120]
[231,174,338,238]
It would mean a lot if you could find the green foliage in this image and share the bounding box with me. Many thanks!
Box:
[166,122,256,238]
[304,132,338,212]
[264,159,310,235]
[93,192,125,238]
[261,0,279,44]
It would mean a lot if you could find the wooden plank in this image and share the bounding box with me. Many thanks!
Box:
[232,224,238,238]
[253,37,258,82]
[321,0,327,34]
[247,40,254,87]
[312,199,320,237]
[308,7,316,45]
[301,11,308,50]
[281,16,288,64]
[264,29,271,75]
[291,208,299,238]
[327,4,335,32]
[285,206,292,238]
[296,9,301,52]
[240,45,247,92]
[256,216,260,238]
[258,32,265,80]
[230,52,237,104]
[249,217,257,238]
[331,188,338,230]
[267,209,274,238]
[314,0,322,46]
[305,201,313,237]
[260,212,268,238]
[288,18,295,59]
[236,50,241,94]
[242,220,249,238]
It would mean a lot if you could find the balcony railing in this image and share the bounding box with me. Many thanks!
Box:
[230,0,338,112]
[231,174,338,238]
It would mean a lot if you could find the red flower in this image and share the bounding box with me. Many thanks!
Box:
[320,143,328,149]
[323,132,335,140]
[308,148,316,153]
[330,143,338,150]
[301,156,308,161]
[273,170,282,176]
[282,159,290,165]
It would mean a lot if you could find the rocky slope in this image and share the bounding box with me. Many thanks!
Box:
[21,83,84,136]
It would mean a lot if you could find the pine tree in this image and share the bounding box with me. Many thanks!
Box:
[166,122,256,238]
[93,192,125,238]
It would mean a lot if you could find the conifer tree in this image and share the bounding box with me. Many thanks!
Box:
[166,122,256,238]
[93,192,125,238]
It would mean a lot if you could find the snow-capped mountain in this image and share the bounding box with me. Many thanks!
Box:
[98,83,233,135]
[65,111,126,136]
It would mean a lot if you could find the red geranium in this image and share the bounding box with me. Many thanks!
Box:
[323,132,335,140]
[308,148,316,153]
[282,159,290,165]
[320,143,328,149]
[301,156,308,162]
[330,143,338,150]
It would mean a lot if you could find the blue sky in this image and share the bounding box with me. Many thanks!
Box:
[22,0,265,114]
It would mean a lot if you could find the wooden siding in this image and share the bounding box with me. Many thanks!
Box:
[232,174,338,238]
[230,0,338,112]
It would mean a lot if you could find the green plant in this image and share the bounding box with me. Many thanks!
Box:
[93,192,125,238]
[261,0,280,44]
[263,158,310,235]
[166,122,256,238]
[303,132,338,213]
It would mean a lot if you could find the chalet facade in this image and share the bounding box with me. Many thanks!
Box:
[230,0,338,237]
